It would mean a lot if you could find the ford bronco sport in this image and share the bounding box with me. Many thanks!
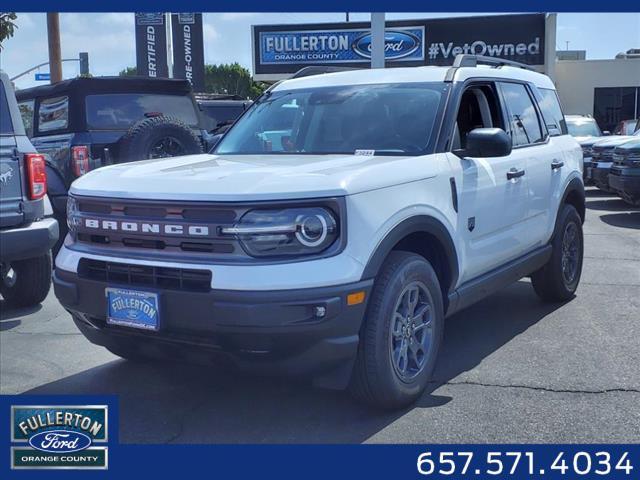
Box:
[1,70,59,307]
[53,55,585,409]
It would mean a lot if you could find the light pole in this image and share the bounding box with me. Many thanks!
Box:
[370,12,386,69]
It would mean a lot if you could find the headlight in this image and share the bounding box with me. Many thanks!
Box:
[66,195,80,233]
[222,207,338,257]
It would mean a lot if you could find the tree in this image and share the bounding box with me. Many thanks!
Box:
[203,63,265,99]
[0,12,18,50]
[119,66,138,77]
[117,63,266,99]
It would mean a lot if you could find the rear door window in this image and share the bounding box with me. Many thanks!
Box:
[85,94,199,129]
[537,88,568,136]
[0,86,14,135]
[38,96,69,132]
[499,82,544,147]
[18,99,35,137]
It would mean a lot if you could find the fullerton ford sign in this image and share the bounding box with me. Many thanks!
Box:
[258,26,425,65]
[252,14,546,81]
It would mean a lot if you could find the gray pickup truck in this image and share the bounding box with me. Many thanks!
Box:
[1,70,58,307]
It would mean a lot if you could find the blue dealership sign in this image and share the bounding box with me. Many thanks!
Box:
[34,73,50,81]
[253,14,546,80]
[259,26,425,67]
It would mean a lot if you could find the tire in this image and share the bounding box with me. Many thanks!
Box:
[349,251,444,410]
[1,253,52,307]
[116,116,203,163]
[531,204,584,302]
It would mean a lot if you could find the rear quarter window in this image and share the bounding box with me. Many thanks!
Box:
[85,93,199,129]
[537,88,568,136]
[0,86,15,135]
[38,96,69,132]
[18,99,35,137]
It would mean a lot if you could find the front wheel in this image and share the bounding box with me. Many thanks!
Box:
[531,204,584,302]
[349,251,444,410]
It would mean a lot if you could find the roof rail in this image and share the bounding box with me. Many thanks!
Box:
[445,54,535,82]
[290,65,359,79]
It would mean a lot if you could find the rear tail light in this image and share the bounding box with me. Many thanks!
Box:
[25,154,47,200]
[72,145,90,177]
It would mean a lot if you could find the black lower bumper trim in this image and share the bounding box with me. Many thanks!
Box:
[54,268,373,388]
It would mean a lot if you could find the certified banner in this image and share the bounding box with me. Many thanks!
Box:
[135,12,169,78]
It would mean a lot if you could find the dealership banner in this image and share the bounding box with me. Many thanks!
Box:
[253,14,545,79]
[171,13,205,91]
[135,13,169,78]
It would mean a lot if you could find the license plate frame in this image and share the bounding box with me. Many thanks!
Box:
[106,287,160,331]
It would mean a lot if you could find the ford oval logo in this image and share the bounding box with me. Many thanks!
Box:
[352,30,421,60]
[28,430,92,453]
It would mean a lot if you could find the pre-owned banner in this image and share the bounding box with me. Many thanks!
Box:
[135,13,169,78]
[171,13,205,91]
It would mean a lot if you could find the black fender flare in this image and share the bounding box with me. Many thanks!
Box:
[559,176,586,225]
[360,215,459,294]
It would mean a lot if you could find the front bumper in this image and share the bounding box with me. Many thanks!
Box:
[588,162,614,192]
[0,217,59,262]
[53,268,373,389]
[609,167,640,203]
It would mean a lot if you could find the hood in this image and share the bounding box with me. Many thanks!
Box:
[593,135,637,149]
[614,138,640,154]
[574,136,603,147]
[70,153,438,201]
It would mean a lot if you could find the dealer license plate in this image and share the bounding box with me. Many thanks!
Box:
[106,288,160,331]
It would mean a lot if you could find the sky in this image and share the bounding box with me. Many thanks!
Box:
[1,12,639,89]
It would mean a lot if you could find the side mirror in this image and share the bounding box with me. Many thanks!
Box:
[602,130,611,136]
[456,128,512,158]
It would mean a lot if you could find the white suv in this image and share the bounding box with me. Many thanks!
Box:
[54,55,585,409]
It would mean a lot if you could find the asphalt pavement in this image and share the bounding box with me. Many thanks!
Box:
[1,187,639,443]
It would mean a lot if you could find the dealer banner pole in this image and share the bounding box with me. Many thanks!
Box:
[370,12,385,69]
[166,12,174,78]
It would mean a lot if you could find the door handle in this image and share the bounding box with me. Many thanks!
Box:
[551,160,564,170]
[506,168,525,180]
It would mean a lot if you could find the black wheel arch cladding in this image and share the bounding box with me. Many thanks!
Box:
[361,215,459,298]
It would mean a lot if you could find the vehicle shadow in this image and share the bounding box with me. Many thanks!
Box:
[0,300,41,322]
[600,212,640,230]
[23,281,564,444]
[585,198,633,212]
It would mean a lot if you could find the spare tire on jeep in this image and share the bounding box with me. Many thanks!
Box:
[116,115,203,163]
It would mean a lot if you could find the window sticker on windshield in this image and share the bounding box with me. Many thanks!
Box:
[355,150,375,156]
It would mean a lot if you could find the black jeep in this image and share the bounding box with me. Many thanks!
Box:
[16,76,213,253]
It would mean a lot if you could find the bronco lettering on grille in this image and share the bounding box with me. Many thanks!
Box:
[83,218,210,236]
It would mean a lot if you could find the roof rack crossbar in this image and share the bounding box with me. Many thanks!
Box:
[445,54,535,82]
[290,66,359,79]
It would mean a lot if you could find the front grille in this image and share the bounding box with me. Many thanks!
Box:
[73,197,244,258]
[78,259,212,292]
[593,148,615,161]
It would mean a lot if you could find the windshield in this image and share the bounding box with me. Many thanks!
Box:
[566,119,602,137]
[215,82,448,156]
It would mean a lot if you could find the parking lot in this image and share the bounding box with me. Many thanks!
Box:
[1,187,639,444]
